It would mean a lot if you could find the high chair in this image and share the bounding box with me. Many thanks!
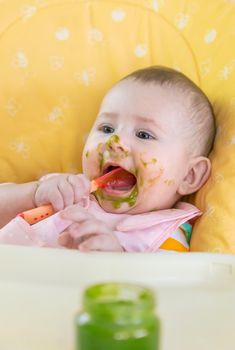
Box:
[0,1,234,349]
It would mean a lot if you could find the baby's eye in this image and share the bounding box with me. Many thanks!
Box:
[136,130,155,140]
[99,125,115,134]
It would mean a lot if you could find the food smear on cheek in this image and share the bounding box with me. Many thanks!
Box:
[140,158,158,168]
[103,150,110,160]
[164,179,175,186]
[137,157,159,189]
[135,168,144,188]
[96,143,105,172]
[147,167,164,187]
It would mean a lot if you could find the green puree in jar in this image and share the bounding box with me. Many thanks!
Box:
[76,283,160,350]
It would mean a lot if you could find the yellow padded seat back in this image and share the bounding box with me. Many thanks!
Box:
[0,0,235,253]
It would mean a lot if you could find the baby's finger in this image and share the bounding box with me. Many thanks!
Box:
[57,179,75,208]
[50,188,64,211]
[67,174,91,203]
[60,204,94,221]
[60,222,97,248]
[68,219,111,239]
[79,234,123,252]
[58,231,75,249]
[36,186,64,212]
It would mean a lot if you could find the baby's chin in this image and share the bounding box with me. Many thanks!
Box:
[92,195,139,214]
[92,184,139,214]
[93,194,173,214]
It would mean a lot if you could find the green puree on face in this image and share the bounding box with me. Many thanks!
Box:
[76,283,160,350]
[106,134,120,147]
[95,186,138,208]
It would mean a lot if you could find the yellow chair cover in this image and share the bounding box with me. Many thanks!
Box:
[0,0,234,252]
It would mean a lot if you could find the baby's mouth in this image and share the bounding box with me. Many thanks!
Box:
[100,165,137,194]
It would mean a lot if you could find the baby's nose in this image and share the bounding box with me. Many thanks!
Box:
[105,135,129,156]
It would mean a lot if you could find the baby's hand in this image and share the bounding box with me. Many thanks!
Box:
[34,174,91,211]
[58,205,124,252]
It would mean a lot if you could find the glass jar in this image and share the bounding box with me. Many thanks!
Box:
[75,282,160,350]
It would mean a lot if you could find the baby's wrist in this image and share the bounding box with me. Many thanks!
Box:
[38,173,61,182]
[15,181,39,210]
[32,181,40,208]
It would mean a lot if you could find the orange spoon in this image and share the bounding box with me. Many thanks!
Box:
[19,167,134,225]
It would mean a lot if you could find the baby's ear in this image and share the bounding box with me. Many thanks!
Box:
[177,156,211,196]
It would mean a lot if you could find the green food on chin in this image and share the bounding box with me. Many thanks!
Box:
[95,186,138,209]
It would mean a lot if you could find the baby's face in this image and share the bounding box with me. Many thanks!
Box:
[82,79,191,214]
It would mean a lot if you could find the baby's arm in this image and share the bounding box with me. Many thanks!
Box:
[0,181,38,228]
[0,173,91,229]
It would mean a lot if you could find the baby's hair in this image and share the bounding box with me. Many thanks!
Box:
[122,66,216,156]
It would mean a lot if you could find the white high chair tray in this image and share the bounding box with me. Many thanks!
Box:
[0,245,235,350]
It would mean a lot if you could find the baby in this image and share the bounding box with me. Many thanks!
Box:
[0,66,216,252]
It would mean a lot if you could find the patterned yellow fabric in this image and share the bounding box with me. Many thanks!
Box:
[0,0,234,253]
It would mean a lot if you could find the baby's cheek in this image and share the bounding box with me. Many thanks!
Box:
[136,156,158,187]
[83,143,105,179]
[146,167,165,188]
[137,163,165,192]
[139,162,177,192]
[142,156,178,188]
[164,179,176,186]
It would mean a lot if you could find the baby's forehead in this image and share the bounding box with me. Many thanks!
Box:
[110,78,190,104]
[104,79,190,118]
